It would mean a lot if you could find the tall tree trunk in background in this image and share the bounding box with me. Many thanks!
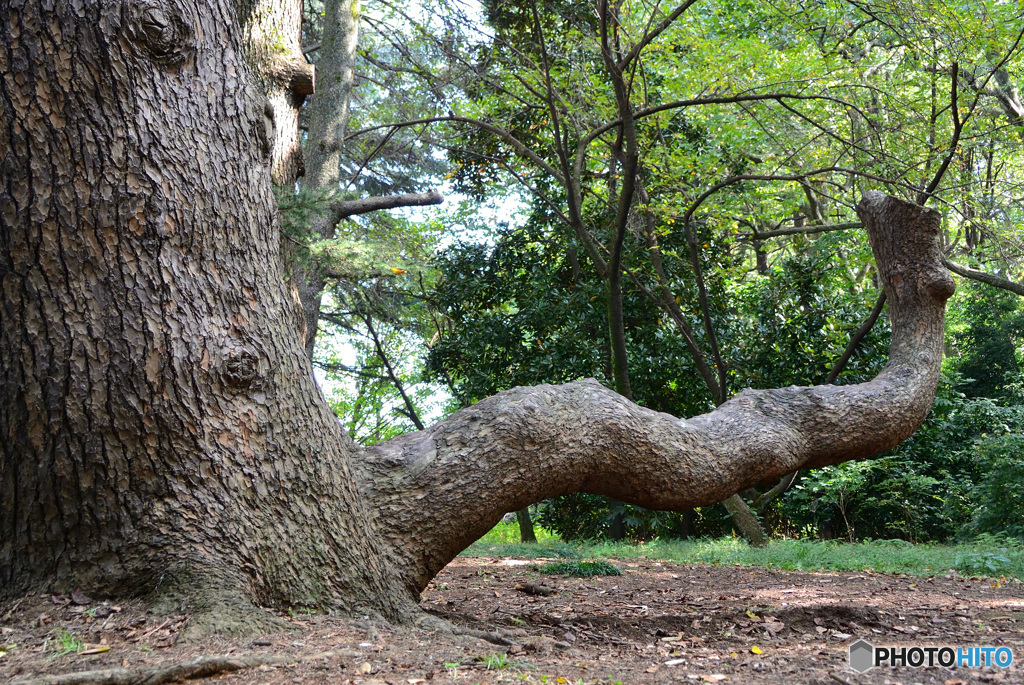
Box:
[2,0,954,635]
[243,0,314,186]
[296,0,361,358]
[517,508,538,543]
[722,494,767,548]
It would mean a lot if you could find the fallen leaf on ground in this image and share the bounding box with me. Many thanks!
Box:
[750,645,763,654]
[80,646,110,655]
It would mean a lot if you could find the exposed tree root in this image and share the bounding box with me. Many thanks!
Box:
[413,609,517,646]
[454,626,516,646]
[145,566,296,641]
[11,651,341,685]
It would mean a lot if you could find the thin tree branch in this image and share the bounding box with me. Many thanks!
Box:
[599,0,640,400]
[313,360,389,381]
[943,256,1024,297]
[753,471,799,514]
[527,0,608,278]
[347,115,567,186]
[329,190,444,224]
[742,221,863,240]
[825,291,887,384]
[917,63,962,205]
[344,126,398,189]
[619,0,700,71]
[635,179,724,404]
[362,315,425,431]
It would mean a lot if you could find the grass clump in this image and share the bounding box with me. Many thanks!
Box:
[473,521,560,545]
[538,560,621,577]
[44,628,84,660]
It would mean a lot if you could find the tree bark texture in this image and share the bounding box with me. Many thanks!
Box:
[2,0,954,631]
[241,0,313,185]
[721,494,767,548]
[0,0,410,626]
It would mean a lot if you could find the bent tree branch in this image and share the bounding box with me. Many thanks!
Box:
[357,193,954,595]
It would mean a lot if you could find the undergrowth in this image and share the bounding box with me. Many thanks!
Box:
[537,560,621,577]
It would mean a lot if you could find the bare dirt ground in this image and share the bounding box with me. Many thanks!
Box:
[3,556,1024,684]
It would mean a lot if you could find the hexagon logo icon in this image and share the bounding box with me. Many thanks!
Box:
[849,639,874,673]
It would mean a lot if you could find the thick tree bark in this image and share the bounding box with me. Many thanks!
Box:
[0,0,410,629]
[2,0,953,634]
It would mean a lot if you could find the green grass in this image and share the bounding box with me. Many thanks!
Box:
[463,524,1024,579]
[474,520,561,544]
[538,560,621,577]
[44,628,84,660]
[463,521,579,558]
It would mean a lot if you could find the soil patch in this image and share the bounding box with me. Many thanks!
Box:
[3,558,1023,684]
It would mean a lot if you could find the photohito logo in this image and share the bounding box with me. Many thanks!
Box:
[849,639,1014,673]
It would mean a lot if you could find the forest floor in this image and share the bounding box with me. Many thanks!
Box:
[3,555,1024,685]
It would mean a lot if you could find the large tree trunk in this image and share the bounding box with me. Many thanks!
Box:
[2,0,953,633]
[0,0,410,631]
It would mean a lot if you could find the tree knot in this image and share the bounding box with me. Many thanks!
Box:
[222,350,260,389]
[126,0,195,67]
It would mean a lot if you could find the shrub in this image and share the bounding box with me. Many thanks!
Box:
[537,560,621,577]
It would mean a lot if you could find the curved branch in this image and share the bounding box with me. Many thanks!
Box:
[363,193,954,595]
[744,221,862,240]
[753,471,799,514]
[581,92,875,146]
